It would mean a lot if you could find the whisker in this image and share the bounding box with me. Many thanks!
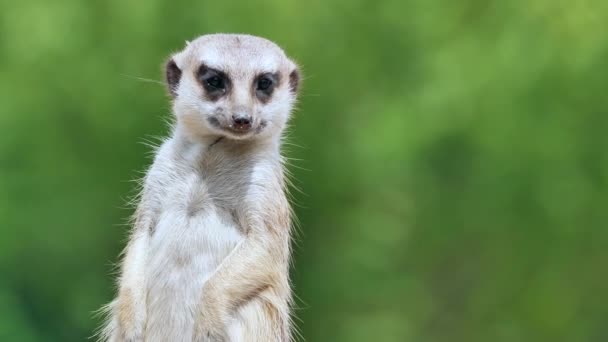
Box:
[120,74,165,86]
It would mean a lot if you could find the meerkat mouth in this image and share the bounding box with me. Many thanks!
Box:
[226,125,253,135]
[207,116,267,138]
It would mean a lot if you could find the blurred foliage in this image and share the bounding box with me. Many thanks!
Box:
[1,0,608,341]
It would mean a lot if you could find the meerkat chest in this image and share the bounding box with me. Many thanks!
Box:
[147,201,243,281]
[144,169,244,328]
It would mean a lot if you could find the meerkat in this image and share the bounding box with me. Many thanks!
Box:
[99,33,301,342]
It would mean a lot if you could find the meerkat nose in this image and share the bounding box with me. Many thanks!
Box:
[232,114,252,130]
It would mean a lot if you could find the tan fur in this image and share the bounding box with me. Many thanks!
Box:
[117,289,134,332]
[99,34,300,342]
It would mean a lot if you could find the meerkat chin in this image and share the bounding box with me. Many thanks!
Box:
[99,34,301,342]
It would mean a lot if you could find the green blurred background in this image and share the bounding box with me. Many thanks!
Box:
[1,0,608,341]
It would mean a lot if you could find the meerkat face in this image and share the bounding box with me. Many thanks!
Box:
[165,34,300,141]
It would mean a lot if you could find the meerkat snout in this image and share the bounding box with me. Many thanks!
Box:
[231,113,252,131]
[165,34,300,141]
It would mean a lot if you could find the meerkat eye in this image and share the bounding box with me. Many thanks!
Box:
[205,75,226,90]
[257,77,273,91]
[255,73,279,102]
[205,75,225,90]
[197,65,230,99]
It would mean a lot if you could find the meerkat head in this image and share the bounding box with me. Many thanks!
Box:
[164,34,300,141]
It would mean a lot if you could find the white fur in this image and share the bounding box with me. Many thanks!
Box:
[144,140,244,341]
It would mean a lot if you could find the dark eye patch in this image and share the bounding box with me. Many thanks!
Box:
[254,72,279,103]
[197,64,230,101]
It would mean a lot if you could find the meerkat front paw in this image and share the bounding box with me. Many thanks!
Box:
[193,319,228,342]
[193,310,229,342]
[193,291,229,342]
[193,327,228,342]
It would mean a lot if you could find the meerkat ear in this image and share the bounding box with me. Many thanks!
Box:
[288,65,300,94]
[165,58,182,97]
